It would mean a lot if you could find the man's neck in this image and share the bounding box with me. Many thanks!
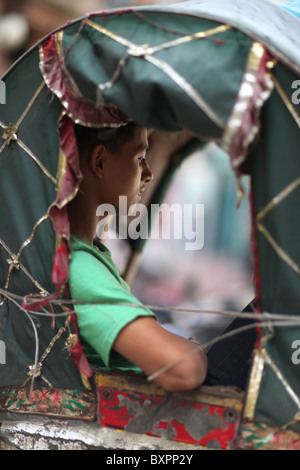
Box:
[68,197,97,245]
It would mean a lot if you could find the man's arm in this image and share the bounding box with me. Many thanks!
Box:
[113,316,207,391]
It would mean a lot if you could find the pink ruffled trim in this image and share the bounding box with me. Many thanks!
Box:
[40,33,129,127]
[224,49,274,176]
[38,33,129,296]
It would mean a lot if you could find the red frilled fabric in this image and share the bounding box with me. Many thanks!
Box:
[224,48,275,177]
[39,32,129,296]
[26,31,129,382]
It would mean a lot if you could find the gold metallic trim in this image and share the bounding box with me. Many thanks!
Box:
[42,19,226,130]
[22,315,71,388]
[54,146,68,252]
[243,348,265,420]
[56,147,67,192]
[51,181,80,211]
[257,226,300,276]
[39,34,127,129]
[0,237,49,295]
[39,34,66,104]
[272,73,300,129]
[95,370,166,397]
[0,81,57,185]
[145,54,225,129]
[55,31,89,105]
[17,212,50,260]
[97,55,129,107]
[58,29,128,110]
[65,331,92,391]
[256,177,300,276]
[86,18,225,129]
[1,122,18,146]
[244,340,300,422]
[86,18,231,54]
[16,138,57,185]
[15,81,46,128]
[41,32,76,112]
[52,112,81,250]
[264,352,300,412]
[0,210,50,305]
[147,24,232,54]
[1,81,45,148]
[0,120,56,183]
[55,29,63,58]
[86,19,134,48]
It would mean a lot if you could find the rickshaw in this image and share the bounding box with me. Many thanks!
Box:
[1,0,300,450]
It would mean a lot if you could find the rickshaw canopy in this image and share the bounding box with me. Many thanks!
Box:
[0,0,300,437]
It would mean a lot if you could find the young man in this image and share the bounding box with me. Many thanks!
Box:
[67,122,207,392]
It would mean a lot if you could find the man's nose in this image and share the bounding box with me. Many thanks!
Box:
[142,160,153,183]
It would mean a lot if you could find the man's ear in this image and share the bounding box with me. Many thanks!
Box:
[90,144,106,179]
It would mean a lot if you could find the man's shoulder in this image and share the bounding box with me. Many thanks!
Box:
[69,235,126,287]
[70,235,111,261]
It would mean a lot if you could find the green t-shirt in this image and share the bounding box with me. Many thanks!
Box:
[68,235,155,371]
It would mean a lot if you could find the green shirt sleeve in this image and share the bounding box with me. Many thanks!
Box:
[68,237,155,369]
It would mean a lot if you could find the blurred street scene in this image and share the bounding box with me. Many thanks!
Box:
[0,0,288,76]
[0,0,182,75]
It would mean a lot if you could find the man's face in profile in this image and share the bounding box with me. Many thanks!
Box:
[100,126,153,213]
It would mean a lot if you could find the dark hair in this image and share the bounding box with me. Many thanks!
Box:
[74,121,140,158]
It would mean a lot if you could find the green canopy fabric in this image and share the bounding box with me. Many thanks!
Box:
[0,0,300,431]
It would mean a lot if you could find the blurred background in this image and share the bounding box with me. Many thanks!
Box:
[113,144,255,345]
[0,0,183,74]
[0,0,287,345]
[0,0,287,75]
